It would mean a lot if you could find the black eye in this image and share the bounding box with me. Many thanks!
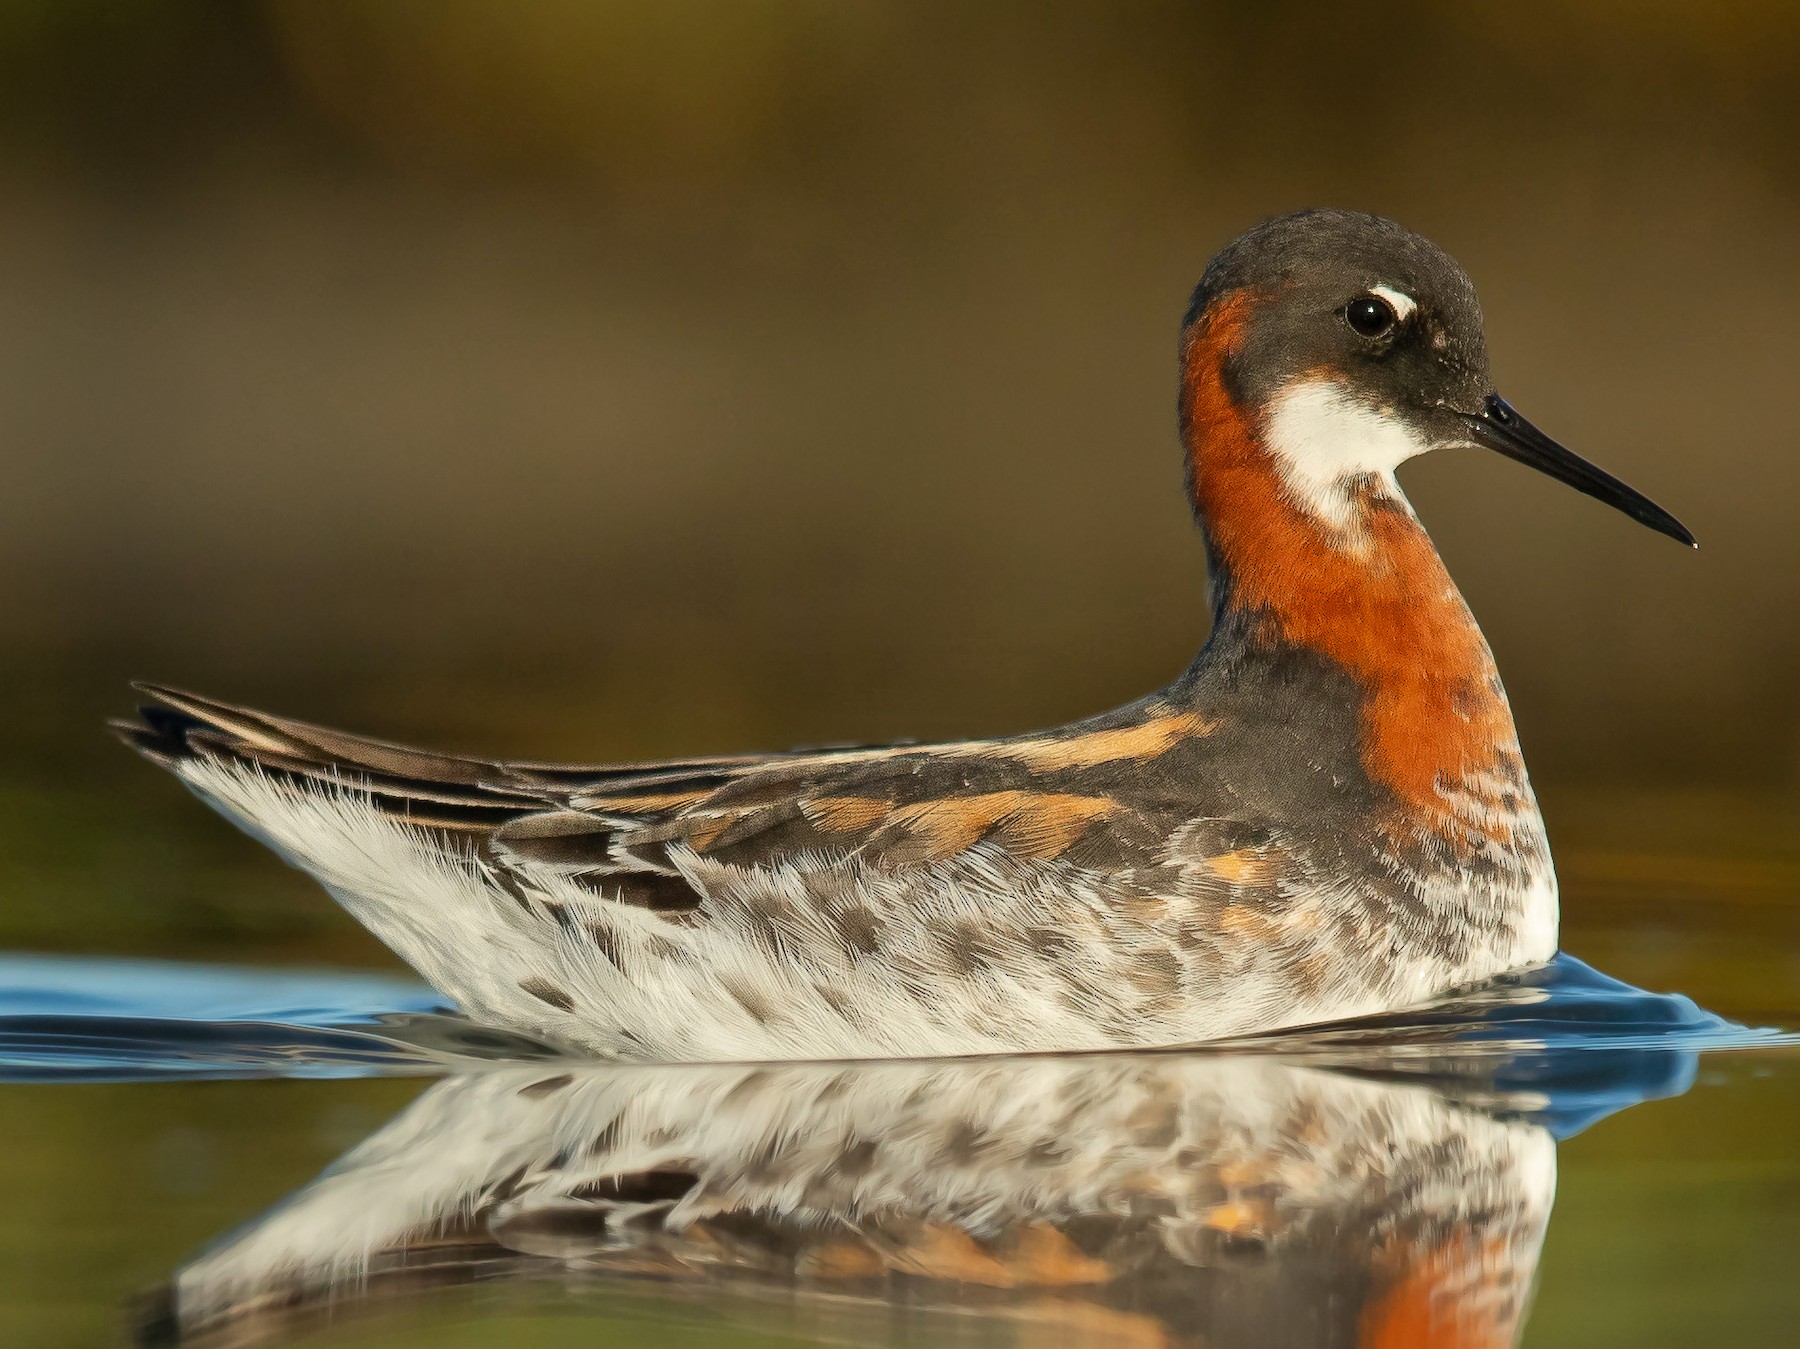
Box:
[1345,294,1397,338]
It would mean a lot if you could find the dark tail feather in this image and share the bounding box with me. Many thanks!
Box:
[113,683,549,841]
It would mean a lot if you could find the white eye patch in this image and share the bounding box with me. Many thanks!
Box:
[1369,285,1417,322]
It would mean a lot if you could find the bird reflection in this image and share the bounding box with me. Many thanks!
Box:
[143,1050,1583,1348]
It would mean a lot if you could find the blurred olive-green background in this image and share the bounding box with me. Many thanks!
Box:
[3,1,1798,1001]
[3,9,1800,1348]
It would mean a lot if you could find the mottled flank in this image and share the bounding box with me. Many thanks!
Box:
[152,734,1548,1060]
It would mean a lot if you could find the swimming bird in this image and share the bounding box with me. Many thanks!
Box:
[115,209,1693,1063]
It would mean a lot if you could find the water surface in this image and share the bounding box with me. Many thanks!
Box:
[0,948,1794,1348]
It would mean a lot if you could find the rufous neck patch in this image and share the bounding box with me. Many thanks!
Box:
[1181,296,1521,831]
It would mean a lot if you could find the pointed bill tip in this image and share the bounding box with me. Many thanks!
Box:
[1464,395,1695,549]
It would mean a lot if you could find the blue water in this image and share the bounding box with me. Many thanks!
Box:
[0,954,563,1081]
[0,951,1785,1135]
[1222,954,1790,1136]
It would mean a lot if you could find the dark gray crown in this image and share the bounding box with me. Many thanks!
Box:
[1184,209,1493,422]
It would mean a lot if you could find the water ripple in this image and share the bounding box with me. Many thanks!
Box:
[0,952,1789,1123]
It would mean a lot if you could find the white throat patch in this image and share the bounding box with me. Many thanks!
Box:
[1263,380,1431,533]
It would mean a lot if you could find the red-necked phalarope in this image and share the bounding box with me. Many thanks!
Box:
[116,209,1693,1062]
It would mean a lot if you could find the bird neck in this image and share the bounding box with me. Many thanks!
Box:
[1179,300,1531,837]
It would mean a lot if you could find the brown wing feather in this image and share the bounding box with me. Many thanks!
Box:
[116,685,1223,919]
[111,684,913,870]
[493,754,1140,908]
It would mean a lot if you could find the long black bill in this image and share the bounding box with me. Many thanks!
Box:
[1461,394,1695,547]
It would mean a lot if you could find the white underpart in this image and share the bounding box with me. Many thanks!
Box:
[174,758,1555,1062]
[1369,284,1417,321]
[1263,379,1432,534]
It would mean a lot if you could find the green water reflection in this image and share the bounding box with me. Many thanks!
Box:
[1,1049,1796,1347]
